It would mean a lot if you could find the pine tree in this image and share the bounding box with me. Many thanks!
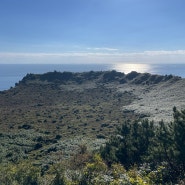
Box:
[173,107,185,170]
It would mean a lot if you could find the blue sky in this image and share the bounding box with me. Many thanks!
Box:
[0,0,185,64]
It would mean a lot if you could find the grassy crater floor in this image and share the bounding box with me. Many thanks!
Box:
[0,71,138,165]
[0,70,180,165]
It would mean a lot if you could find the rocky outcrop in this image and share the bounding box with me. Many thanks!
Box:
[19,70,181,86]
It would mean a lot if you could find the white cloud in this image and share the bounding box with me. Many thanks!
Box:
[143,50,185,55]
[86,47,119,51]
[0,50,185,64]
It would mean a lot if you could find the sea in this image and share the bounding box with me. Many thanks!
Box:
[0,63,185,91]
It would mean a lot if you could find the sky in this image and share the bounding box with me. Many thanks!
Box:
[0,0,185,64]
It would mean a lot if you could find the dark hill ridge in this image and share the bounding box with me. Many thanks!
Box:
[0,70,182,164]
[19,70,180,86]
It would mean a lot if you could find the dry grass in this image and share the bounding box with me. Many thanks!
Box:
[0,70,181,165]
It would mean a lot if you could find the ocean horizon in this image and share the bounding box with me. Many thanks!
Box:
[0,63,185,91]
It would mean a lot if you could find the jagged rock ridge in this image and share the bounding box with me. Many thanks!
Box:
[19,70,180,86]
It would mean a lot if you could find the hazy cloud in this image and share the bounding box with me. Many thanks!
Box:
[0,50,185,64]
[86,47,119,51]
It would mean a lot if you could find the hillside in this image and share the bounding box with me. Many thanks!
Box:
[0,70,183,165]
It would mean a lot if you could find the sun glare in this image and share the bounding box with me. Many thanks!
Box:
[113,63,152,74]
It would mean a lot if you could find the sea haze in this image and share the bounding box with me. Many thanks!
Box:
[0,63,185,91]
